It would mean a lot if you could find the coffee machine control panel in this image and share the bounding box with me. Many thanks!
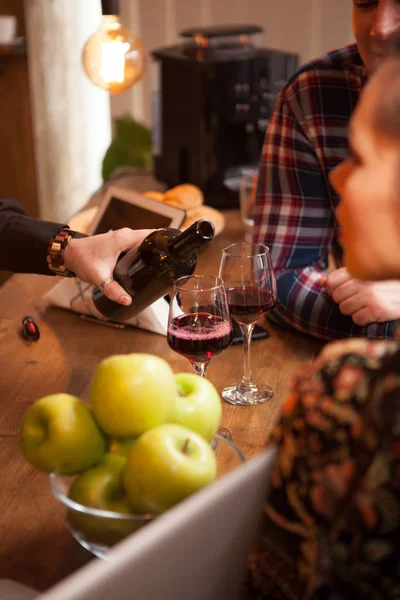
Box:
[213,54,295,124]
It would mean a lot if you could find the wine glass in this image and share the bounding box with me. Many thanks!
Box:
[167,275,233,376]
[219,243,277,406]
[167,274,233,440]
[239,171,257,242]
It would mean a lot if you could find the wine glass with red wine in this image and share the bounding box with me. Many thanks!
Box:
[219,243,277,406]
[167,275,233,440]
[167,275,233,377]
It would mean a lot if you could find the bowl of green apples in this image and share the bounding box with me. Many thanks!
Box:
[19,353,245,558]
[49,432,244,557]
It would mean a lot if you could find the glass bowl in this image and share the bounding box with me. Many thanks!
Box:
[49,434,245,558]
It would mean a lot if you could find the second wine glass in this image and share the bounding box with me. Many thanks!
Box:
[219,243,277,406]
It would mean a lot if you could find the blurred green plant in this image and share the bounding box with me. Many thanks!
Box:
[102,116,153,182]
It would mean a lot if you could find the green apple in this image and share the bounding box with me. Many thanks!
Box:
[68,454,141,546]
[19,394,105,474]
[123,423,217,514]
[90,353,176,438]
[173,373,222,442]
[69,453,129,512]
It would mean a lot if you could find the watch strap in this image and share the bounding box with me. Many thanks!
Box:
[47,227,81,277]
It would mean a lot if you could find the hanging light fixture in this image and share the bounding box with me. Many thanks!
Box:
[82,0,146,94]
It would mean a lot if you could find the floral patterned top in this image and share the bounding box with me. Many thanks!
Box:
[246,338,400,600]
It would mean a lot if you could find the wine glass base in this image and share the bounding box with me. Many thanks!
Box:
[211,427,232,449]
[222,384,273,406]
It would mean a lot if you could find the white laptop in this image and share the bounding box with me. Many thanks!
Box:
[1,446,276,600]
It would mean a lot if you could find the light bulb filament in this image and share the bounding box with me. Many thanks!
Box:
[101,39,126,84]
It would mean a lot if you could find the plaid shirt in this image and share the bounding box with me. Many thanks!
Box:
[253,44,395,341]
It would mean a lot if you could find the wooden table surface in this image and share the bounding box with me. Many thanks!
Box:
[0,210,322,592]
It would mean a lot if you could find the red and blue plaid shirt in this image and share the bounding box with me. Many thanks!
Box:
[253,44,395,341]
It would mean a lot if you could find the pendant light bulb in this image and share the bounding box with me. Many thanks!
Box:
[82,1,146,94]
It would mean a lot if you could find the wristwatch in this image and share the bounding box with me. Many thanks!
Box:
[47,226,82,277]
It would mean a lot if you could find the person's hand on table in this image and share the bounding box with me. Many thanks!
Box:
[64,228,152,306]
[324,267,400,326]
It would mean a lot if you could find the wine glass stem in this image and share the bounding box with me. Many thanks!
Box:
[240,323,255,388]
[191,360,210,377]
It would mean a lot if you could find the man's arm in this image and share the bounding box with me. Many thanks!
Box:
[0,196,65,275]
[253,94,393,340]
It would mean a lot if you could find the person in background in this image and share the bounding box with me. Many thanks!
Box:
[246,41,400,600]
[253,0,400,341]
[0,197,150,304]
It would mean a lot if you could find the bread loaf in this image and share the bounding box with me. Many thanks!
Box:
[163,184,203,212]
[143,191,165,202]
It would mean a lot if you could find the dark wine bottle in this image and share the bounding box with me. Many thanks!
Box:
[92,219,215,321]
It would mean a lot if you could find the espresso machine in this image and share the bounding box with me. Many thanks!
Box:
[151,25,299,208]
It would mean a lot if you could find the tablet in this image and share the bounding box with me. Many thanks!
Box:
[88,185,186,235]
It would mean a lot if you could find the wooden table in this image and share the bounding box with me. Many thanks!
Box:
[0,210,322,592]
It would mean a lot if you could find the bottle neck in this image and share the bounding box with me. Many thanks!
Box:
[167,220,215,259]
